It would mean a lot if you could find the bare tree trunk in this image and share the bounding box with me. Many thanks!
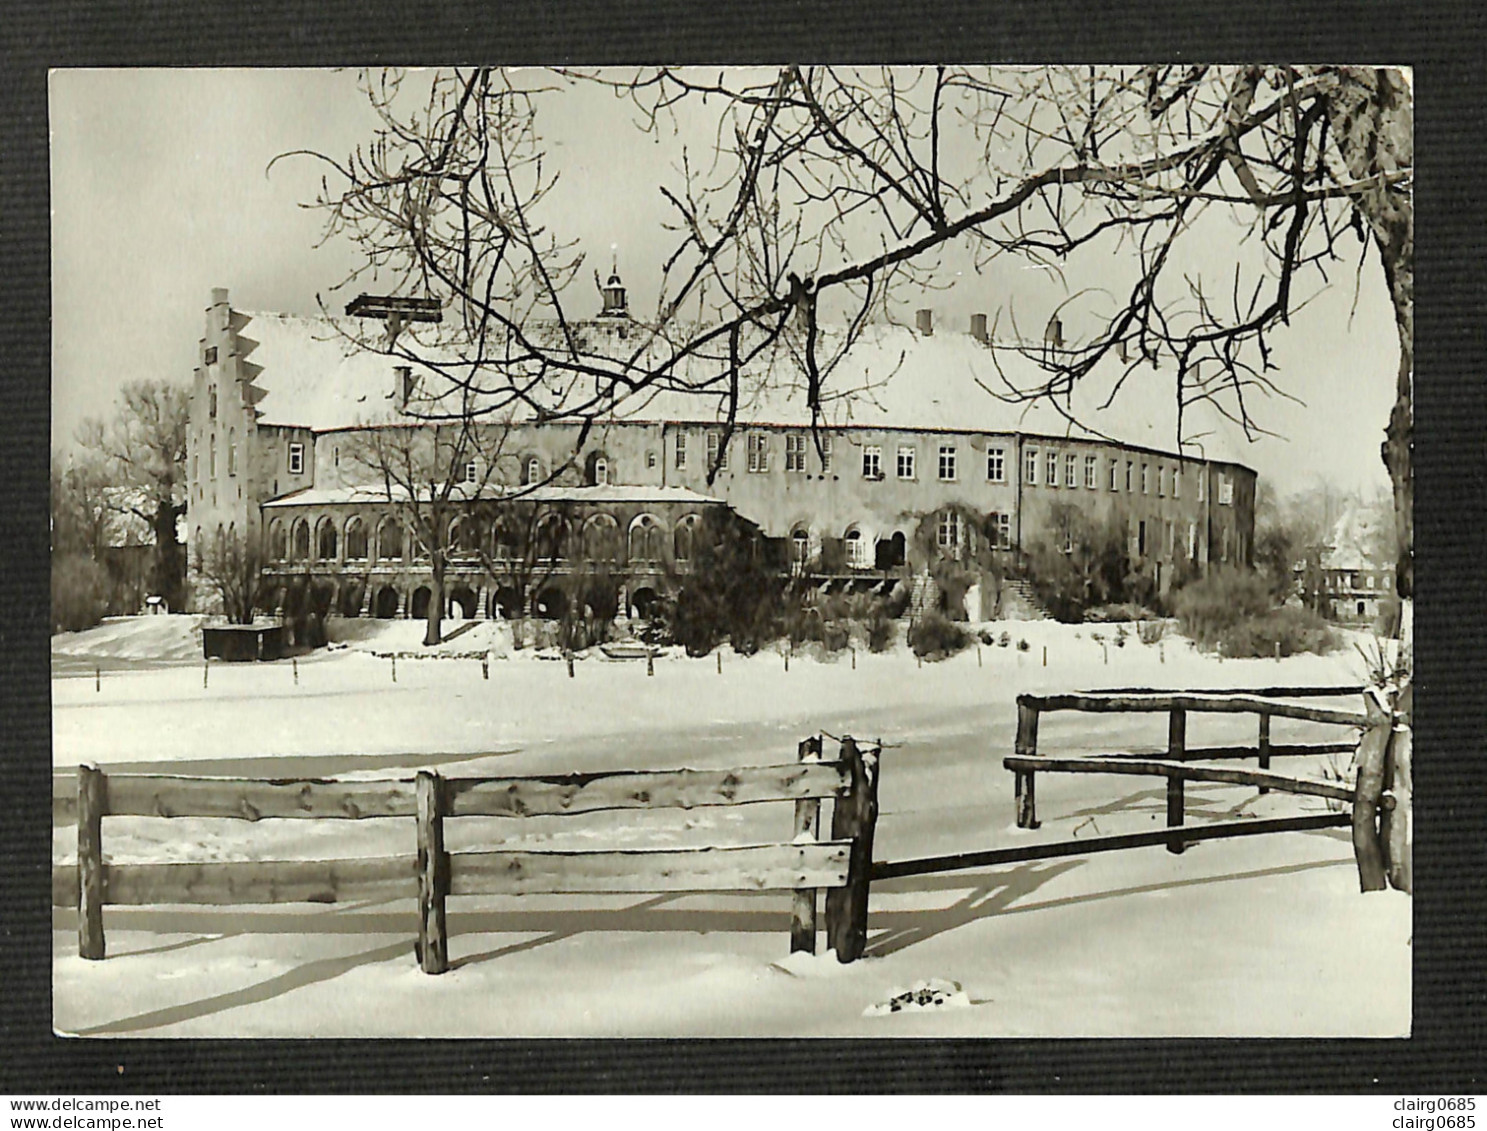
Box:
[1322,66,1412,603]
[426,552,445,647]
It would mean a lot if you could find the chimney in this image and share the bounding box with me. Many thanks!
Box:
[915,308,933,336]
[970,312,988,343]
[395,365,415,408]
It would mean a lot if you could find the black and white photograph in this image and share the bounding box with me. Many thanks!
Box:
[46,64,1415,1040]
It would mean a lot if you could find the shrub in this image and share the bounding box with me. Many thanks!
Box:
[998,631,1011,647]
[1173,567,1339,657]
[1172,567,1274,649]
[52,552,111,633]
[908,611,971,660]
[660,512,786,656]
[1114,624,1128,647]
[1218,606,1339,658]
[1016,637,1030,652]
[1137,620,1167,645]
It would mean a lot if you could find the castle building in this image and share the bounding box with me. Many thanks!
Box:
[185,282,1256,623]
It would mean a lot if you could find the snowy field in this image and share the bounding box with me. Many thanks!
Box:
[51,615,1410,1037]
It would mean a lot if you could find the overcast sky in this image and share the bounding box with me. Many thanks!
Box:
[50,68,1401,497]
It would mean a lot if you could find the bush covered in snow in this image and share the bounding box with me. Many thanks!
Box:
[908,611,971,660]
[1219,606,1339,658]
[1173,567,1338,657]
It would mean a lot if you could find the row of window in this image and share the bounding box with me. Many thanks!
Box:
[1020,449,1232,505]
[264,512,704,566]
[260,432,1237,507]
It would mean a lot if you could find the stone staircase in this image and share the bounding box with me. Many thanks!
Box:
[997,578,1054,622]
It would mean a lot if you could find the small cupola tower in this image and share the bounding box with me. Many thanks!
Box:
[598,255,628,319]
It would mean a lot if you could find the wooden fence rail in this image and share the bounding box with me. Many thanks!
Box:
[55,740,882,969]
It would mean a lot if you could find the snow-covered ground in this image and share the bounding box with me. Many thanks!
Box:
[51,615,1409,1037]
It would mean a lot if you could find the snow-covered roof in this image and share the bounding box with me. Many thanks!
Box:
[262,483,725,509]
[233,308,1252,467]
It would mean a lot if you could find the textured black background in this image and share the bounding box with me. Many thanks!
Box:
[2,0,1483,1093]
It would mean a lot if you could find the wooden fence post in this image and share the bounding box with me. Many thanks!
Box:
[1381,718,1413,894]
[415,770,450,974]
[1165,774,1186,854]
[1257,712,1271,794]
[1015,699,1040,829]
[790,735,824,955]
[77,763,106,960]
[1168,707,1186,761]
[1351,691,1391,892]
[825,737,880,963]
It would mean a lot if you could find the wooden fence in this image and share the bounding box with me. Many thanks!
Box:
[1001,685,1366,850]
[869,685,1364,883]
[53,736,882,970]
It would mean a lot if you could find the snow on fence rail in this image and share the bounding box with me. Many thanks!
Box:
[53,736,882,971]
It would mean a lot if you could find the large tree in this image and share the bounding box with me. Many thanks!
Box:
[74,378,190,611]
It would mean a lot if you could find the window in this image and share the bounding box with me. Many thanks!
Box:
[646,450,658,470]
[591,456,609,486]
[205,346,218,366]
[1025,449,1039,485]
[209,434,216,478]
[790,528,810,566]
[1382,575,1392,591]
[992,512,1011,550]
[525,456,543,485]
[345,517,368,560]
[584,516,620,562]
[1062,527,1074,555]
[1110,459,1119,491]
[463,461,478,484]
[986,447,1005,483]
[935,444,957,481]
[862,445,882,479]
[1046,451,1059,487]
[288,442,304,475]
[937,510,961,551]
[675,431,687,470]
[673,515,698,562]
[1366,575,1376,590]
[1187,522,1197,560]
[334,446,339,468]
[1141,464,1149,494]
[1219,477,1234,506]
[1138,519,1147,557]
[1125,461,1133,492]
[1157,467,1165,497]
[538,514,569,560]
[897,445,916,480]
[820,435,832,472]
[1197,472,1205,502]
[1065,454,1077,488]
[786,433,807,473]
[316,517,338,561]
[844,528,869,569]
[292,519,310,561]
[1173,468,1181,498]
[706,431,729,471]
[1085,456,1097,489]
[378,519,403,562]
[208,386,218,420]
[747,433,769,473]
[227,429,237,476]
